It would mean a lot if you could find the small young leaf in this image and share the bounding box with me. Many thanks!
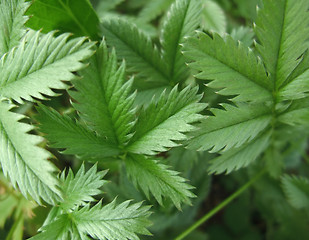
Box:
[60,164,108,211]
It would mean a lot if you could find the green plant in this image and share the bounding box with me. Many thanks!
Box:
[1,0,309,239]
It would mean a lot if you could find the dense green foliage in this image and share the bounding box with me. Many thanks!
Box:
[0,0,309,239]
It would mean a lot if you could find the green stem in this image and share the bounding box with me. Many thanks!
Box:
[174,169,266,240]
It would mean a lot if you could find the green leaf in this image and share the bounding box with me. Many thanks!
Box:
[70,41,137,146]
[0,100,61,205]
[30,214,76,240]
[34,200,151,240]
[278,51,309,101]
[127,86,206,155]
[0,30,94,104]
[160,0,201,84]
[26,0,100,40]
[101,18,169,86]
[126,154,195,209]
[59,164,108,211]
[183,32,271,102]
[138,0,174,22]
[200,0,226,35]
[230,26,255,48]
[254,0,309,89]
[187,103,272,152]
[95,0,124,14]
[36,104,120,160]
[101,13,157,38]
[282,175,309,209]
[72,199,152,240]
[0,0,29,56]
[208,131,271,174]
[279,108,309,127]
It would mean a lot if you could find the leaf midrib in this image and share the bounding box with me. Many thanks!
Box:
[194,112,271,138]
[194,43,271,93]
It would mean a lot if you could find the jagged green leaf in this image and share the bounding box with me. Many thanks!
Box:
[72,199,152,240]
[254,0,309,88]
[0,99,61,205]
[208,131,271,174]
[30,214,83,240]
[26,0,100,40]
[200,0,226,35]
[138,0,174,22]
[127,86,206,155]
[101,12,157,38]
[183,32,271,102]
[282,175,309,209]
[230,26,255,48]
[0,0,29,56]
[0,30,94,103]
[278,51,309,101]
[36,104,120,160]
[101,18,169,86]
[160,0,201,84]
[70,41,137,146]
[96,0,124,14]
[59,164,108,211]
[126,154,195,209]
[187,103,272,152]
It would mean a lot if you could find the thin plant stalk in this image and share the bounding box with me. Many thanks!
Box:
[175,169,266,240]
